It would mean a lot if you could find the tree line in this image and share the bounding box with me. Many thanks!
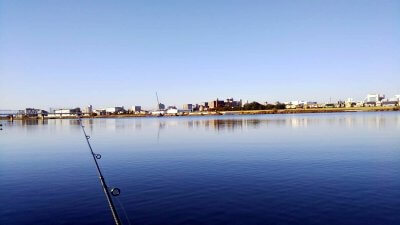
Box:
[213,101,286,111]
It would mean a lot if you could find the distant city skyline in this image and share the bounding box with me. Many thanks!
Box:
[2,92,399,112]
[1,0,399,109]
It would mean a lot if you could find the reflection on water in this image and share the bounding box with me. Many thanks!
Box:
[80,112,400,131]
[4,112,400,132]
[1,112,400,225]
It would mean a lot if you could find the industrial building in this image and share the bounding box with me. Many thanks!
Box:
[366,94,385,103]
[54,108,82,117]
[83,105,93,115]
[225,98,242,108]
[94,109,106,115]
[25,108,40,116]
[105,107,125,114]
[345,98,357,108]
[131,106,141,112]
[208,98,242,109]
[381,101,399,107]
[183,104,193,111]
[208,99,225,109]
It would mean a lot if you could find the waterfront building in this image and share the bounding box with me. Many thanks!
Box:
[225,98,242,108]
[151,110,165,116]
[305,102,318,108]
[345,98,357,108]
[364,102,377,107]
[391,95,400,104]
[284,102,294,109]
[158,103,166,110]
[355,101,364,107]
[25,108,40,116]
[94,109,106,115]
[207,98,242,110]
[208,99,225,109]
[285,101,307,109]
[196,102,209,112]
[83,105,93,115]
[168,106,177,109]
[381,101,399,107]
[37,110,48,117]
[54,108,81,117]
[285,101,318,109]
[166,108,190,115]
[106,107,125,114]
[366,94,385,103]
[166,108,179,114]
[183,104,193,111]
[131,106,141,112]
[191,104,199,111]
[337,101,345,108]
[199,105,208,112]
[324,103,336,108]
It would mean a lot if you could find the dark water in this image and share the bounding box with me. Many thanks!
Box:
[1,112,400,225]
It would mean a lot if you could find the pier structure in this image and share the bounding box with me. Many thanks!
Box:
[0,110,25,121]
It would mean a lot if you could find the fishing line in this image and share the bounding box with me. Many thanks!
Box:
[116,196,133,225]
[77,116,123,225]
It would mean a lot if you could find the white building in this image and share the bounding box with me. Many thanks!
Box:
[131,106,141,112]
[366,94,385,103]
[285,101,308,109]
[151,110,165,116]
[183,104,193,111]
[381,101,399,107]
[166,108,189,115]
[94,109,106,115]
[106,107,125,114]
[83,105,93,115]
[355,101,364,107]
[345,98,356,108]
[54,108,81,117]
[305,101,318,108]
[381,95,400,107]
[166,108,179,114]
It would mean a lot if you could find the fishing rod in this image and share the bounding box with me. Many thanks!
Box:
[77,116,122,225]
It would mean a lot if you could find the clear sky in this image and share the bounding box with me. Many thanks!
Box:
[1,0,399,110]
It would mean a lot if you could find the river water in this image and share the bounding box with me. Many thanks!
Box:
[1,112,399,225]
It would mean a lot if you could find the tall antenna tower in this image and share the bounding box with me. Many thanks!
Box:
[156,92,160,110]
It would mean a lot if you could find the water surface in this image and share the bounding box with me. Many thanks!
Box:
[1,112,400,225]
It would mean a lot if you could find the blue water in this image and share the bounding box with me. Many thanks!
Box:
[1,112,400,225]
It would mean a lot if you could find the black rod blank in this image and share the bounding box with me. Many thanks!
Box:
[78,117,122,225]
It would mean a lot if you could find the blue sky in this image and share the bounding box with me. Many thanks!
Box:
[1,0,399,110]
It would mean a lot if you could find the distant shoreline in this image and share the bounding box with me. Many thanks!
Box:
[1,106,399,120]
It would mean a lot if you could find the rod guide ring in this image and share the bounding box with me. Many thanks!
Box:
[110,188,121,196]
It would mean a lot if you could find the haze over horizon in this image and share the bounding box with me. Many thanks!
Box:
[1,0,399,110]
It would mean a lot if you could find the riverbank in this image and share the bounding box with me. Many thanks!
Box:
[1,106,399,120]
[217,106,399,115]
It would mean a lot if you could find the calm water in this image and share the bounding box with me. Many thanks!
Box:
[1,112,400,225]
